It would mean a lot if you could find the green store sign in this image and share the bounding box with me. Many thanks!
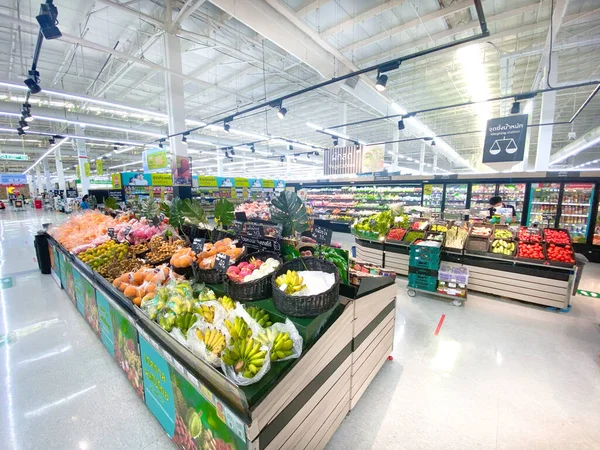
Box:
[0,153,29,161]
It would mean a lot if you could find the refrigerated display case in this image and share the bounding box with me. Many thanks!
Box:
[470,183,496,208]
[594,196,600,246]
[527,182,560,226]
[559,182,594,243]
[443,184,468,219]
[422,184,443,212]
[499,183,526,222]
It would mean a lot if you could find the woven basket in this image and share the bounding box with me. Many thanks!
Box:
[223,251,283,302]
[272,257,340,318]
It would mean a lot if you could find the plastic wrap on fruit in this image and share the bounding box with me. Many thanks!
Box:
[255,318,303,362]
[140,294,164,320]
[196,285,216,302]
[188,321,231,367]
[166,296,193,316]
[174,312,198,336]
[157,308,177,332]
[193,300,227,327]
[221,337,271,386]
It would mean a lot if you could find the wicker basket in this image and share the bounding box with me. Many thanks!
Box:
[272,257,340,318]
[223,251,283,302]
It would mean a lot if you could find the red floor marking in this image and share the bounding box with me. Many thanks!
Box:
[33,257,37,262]
[434,314,446,336]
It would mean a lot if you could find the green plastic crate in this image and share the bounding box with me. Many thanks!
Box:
[410,245,441,258]
[408,256,440,270]
[408,273,438,292]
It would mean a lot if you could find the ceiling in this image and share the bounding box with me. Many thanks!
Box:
[0,0,599,182]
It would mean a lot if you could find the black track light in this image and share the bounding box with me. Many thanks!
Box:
[159,140,164,148]
[511,101,521,114]
[250,144,255,153]
[333,138,338,146]
[182,134,188,144]
[314,151,319,156]
[49,137,56,145]
[397,118,405,130]
[36,1,62,40]
[277,106,287,119]
[288,144,294,151]
[431,139,436,146]
[22,103,33,122]
[230,148,235,155]
[24,70,41,94]
[307,153,311,159]
[224,122,231,132]
[113,145,118,151]
[19,119,30,130]
[280,155,285,163]
[375,73,388,92]
[17,127,25,136]
[225,150,230,158]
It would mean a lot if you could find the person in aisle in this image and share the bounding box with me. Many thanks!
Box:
[80,195,90,210]
[488,196,516,218]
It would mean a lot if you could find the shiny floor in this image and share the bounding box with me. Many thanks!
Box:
[1,209,599,450]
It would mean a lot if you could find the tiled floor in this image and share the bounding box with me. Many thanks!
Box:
[2,210,600,449]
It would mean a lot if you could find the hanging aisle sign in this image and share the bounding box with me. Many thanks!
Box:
[0,174,28,185]
[324,145,363,175]
[143,147,168,172]
[96,158,103,176]
[362,144,385,172]
[482,114,528,164]
[0,153,29,161]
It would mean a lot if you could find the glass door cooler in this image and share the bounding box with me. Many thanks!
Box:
[559,183,594,243]
[422,184,443,212]
[499,183,526,222]
[594,196,600,247]
[470,183,497,208]
[443,184,468,219]
[527,182,560,226]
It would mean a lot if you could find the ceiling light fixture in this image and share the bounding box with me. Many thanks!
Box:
[224,123,230,132]
[159,140,164,148]
[230,148,235,156]
[182,133,188,144]
[431,139,436,146]
[21,103,33,122]
[250,144,255,153]
[49,137,55,145]
[24,70,41,94]
[19,119,30,130]
[333,138,338,146]
[280,155,285,163]
[36,1,62,40]
[277,106,287,119]
[288,145,293,151]
[17,127,25,136]
[397,118,405,130]
[314,151,319,156]
[375,73,388,92]
[510,101,521,114]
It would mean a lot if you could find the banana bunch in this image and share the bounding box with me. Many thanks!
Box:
[222,337,267,378]
[244,305,272,328]
[195,304,215,323]
[217,295,235,311]
[256,329,294,361]
[224,317,252,340]
[196,327,226,356]
[174,312,197,336]
[275,270,306,295]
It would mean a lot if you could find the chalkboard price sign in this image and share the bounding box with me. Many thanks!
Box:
[107,228,115,238]
[312,225,332,245]
[235,211,247,222]
[214,252,231,272]
[151,216,161,226]
[245,223,264,237]
[192,238,206,253]
[231,221,243,234]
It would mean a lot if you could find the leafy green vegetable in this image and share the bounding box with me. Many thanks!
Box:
[104,196,118,210]
[214,198,234,227]
[270,191,309,237]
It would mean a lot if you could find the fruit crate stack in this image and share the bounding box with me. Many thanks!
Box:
[407,241,441,292]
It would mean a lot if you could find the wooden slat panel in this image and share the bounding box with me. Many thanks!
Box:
[354,298,395,338]
[353,329,394,390]
[383,261,409,275]
[353,315,395,374]
[264,358,351,450]
[252,306,354,436]
[469,272,567,295]
[356,246,383,257]
[468,282,567,308]
[384,252,409,262]
[351,345,392,410]
[464,264,570,288]
[468,279,567,303]
[304,393,351,450]
[353,284,396,321]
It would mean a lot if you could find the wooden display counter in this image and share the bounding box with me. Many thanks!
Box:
[355,238,575,310]
[46,236,397,450]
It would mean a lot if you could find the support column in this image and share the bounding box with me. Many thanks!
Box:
[535,54,558,171]
[339,103,348,147]
[420,143,426,174]
[164,0,190,199]
[75,125,90,195]
[35,165,43,194]
[56,147,66,198]
[217,149,223,176]
[43,157,52,192]
[391,128,400,171]
[27,174,35,197]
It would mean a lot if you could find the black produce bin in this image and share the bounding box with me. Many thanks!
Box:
[34,232,51,274]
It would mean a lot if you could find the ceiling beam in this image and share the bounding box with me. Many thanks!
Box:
[321,0,408,37]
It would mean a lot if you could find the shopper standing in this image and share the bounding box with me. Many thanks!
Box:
[80,195,90,210]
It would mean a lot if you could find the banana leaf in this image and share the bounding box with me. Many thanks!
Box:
[160,198,185,230]
[141,197,160,219]
[270,191,309,237]
[214,198,234,227]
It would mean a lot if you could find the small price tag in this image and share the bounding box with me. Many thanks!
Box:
[152,216,161,226]
[312,225,332,245]
[124,227,131,236]
[231,221,243,234]
[192,238,205,253]
[107,228,115,238]
[214,253,231,272]
[245,223,263,237]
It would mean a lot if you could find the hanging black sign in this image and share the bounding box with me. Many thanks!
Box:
[324,145,363,175]
[482,114,528,163]
[434,174,458,180]
[214,253,230,272]
[549,171,579,178]
[192,238,205,253]
[66,189,78,198]
[312,225,333,245]
[235,212,247,222]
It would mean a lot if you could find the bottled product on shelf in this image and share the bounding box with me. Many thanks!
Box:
[527,182,560,225]
[470,183,496,207]
[498,183,525,222]
[422,184,443,212]
[558,182,594,243]
[443,184,468,219]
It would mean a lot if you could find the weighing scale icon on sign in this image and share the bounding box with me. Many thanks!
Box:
[489,138,518,155]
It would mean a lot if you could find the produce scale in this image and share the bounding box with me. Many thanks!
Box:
[40,192,397,450]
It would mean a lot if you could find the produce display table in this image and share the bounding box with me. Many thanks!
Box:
[45,236,396,450]
[355,237,575,309]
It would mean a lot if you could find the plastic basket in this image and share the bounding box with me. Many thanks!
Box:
[272,257,340,318]
[408,273,438,292]
[438,263,469,284]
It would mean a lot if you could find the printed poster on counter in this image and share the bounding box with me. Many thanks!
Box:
[172,155,192,186]
[111,306,144,399]
[72,268,85,316]
[84,278,100,338]
[95,291,115,357]
[111,173,122,189]
[122,172,151,186]
[144,147,169,172]
[482,114,528,164]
